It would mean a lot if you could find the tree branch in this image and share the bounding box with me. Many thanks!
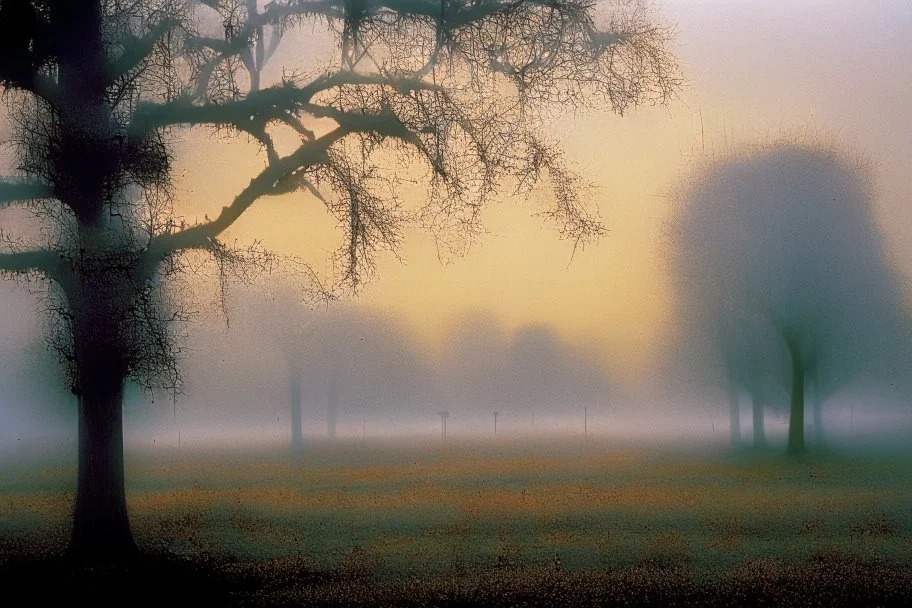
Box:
[0,248,59,277]
[0,179,54,208]
[0,67,59,107]
[144,102,431,265]
[185,0,343,67]
[106,19,180,83]
[145,126,346,259]
[130,71,443,136]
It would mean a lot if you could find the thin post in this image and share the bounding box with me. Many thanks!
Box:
[584,406,588,437]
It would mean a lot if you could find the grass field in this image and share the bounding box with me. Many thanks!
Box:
[2,438,912,605]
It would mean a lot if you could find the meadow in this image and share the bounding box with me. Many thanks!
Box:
[2,438,911,605]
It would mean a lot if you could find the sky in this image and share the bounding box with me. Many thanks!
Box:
[170,0,912,383]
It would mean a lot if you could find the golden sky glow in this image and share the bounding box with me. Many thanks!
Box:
[175,1,912,384]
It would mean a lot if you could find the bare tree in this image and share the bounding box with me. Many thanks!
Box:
[0,0,678,558]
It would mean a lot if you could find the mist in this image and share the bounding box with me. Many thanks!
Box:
[2,1,912,603]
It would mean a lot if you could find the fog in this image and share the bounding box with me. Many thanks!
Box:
[3,279,911,456]
[39,292,622,448]
[6,3,912,602]
[1,1,912,458]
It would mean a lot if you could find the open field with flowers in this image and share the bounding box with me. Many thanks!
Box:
[2,438,911,605]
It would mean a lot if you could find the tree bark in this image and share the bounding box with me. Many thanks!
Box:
[751,392,767,449]
[784,333,806,455]
[71,374,135,559]
[727,382,741,448]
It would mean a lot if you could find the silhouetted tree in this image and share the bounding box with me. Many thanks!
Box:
[438,410,449,438]
[668,138,908,455]
[252,286,314,452]
[0,0,678,557]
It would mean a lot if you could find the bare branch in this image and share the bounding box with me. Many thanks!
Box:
[106,19,181,83]
[0,0,678,401]
[0,248,59,277]
[146,126,347,258]
[0,179,54,208]
[145,100,433,263]
[129,71,444,135]
[0,68,59,107]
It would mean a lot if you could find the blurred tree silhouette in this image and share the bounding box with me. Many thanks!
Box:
[667,138,910,455]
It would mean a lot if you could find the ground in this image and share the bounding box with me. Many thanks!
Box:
[2,438,911,605]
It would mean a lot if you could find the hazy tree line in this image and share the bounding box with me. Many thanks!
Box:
[186,296,613,445]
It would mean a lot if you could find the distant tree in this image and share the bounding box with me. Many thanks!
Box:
[439,316,613,422]
[252,287,314,452]
[719,308,787,449]
[301,305,431,438]
[668,138,909,455]
[438,410,449,438]
[0,0,678,557]
[509,325,567,414]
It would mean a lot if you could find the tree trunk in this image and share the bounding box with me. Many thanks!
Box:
[53,0,135,561]
[785,334,806,455]
[751,392,767,449]
[727,382,741,448]
[290,369,303,452]
[71,374,135,559]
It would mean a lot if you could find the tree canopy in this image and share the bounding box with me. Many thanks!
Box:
[0,0,679,395]
[0,0,679,555]
[667,137,910,452]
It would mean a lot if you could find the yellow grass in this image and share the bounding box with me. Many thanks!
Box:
[2,439,910,579]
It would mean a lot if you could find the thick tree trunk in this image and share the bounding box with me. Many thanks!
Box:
[785,334,806,455]
[71,375,135,558]
[52,0,136,561]
[727,382,741,448]
[751,393,767,449]
[290,370,303,452]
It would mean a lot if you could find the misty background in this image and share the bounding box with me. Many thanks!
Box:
[2,0,912,452]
